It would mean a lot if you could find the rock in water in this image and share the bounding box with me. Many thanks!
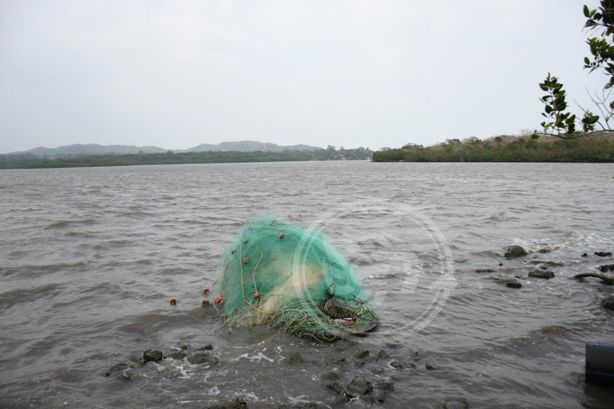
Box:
[207,398,248,409]
[505,279,522,289]
[286,352,304,364]
[599,264,614,272]
[440,397,469,409]
[504,245,528,258]
[528,269,555,279]
[595,251,612,257]
[104,363,129,377]
[345,376,373,397]
[143,350,163,363]
[602,297,614,311]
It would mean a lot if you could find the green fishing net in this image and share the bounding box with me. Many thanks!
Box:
[214,218,378,341]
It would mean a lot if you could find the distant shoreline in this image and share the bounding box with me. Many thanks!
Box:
[0,149,372,170]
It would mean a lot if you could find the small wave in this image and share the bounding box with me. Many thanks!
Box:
[0,283,62,309]
[0,261,88,278]
[44,219,97,229]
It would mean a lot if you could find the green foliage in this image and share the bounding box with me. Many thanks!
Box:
[372,136,614,162]
[538,1,614,136]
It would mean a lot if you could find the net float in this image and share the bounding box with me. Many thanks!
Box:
[170,298,177,306]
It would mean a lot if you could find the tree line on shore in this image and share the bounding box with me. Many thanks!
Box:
[372,134,614,162]
[0,147,372,170]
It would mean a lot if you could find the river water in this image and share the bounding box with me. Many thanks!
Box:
[1,161,613,409]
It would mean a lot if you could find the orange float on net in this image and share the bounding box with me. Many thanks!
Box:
[214,294,224,305]
[203,288,210,296]
[170,298,177,306]
[202,299,210,306]
[253,291,261,300]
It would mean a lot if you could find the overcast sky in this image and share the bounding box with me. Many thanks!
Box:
[0,0,605,152]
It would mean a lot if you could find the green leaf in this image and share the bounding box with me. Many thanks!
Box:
[584,5,590,17]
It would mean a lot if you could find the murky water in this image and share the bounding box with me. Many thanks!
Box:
[1,161,613,409]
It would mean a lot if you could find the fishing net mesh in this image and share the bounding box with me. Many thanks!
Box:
[215,219,377,341]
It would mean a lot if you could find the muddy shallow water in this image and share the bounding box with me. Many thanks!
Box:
[1,161,613,408]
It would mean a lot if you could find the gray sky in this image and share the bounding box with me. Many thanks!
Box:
[0,0,605,152]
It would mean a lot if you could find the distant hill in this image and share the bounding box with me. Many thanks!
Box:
[184,141,323,152]
[10,144,166,157]
[7,141,324,157]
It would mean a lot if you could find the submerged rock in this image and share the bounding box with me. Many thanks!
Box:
[599,264,614,273]
[475,268,495,273]
[505,279,522,289]
[440,397,469,409]
[345,376,373,397]
[121,367,135,380]
[104,362,130,377]
[326,382,344,395]
[207,398,248,409]
[602,296,614,311]
[320,371,340,381]
[169,351,187,360]
[528,269,555,279]
[504,245,528,258]
[143,350,163,363]
[389,360,403,369]
[187,351,217,365]
[286,352,304,364]
[425,360,437,370]
[377,349,390,360]
[595,251,613,257]
[355,350,370,360]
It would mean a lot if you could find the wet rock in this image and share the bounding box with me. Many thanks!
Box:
[599,264,614,273]
[425,361,436,370]
[504,245,528,258]
[384,341,400,349]
[169,351,187,360]
[505,279,522,289]
[104,362,129,377]
[198,344,213,351]
[287,352,304,364]
[207,398,248,409]
[541,325,568,335]
[374,389,386,402]
[537,248,551,254]
[326,382,344,395]
[582,252,588,257]
[377,349,390,360]
[187,351,217,365]
[389,360,403,369]
[602,296,614,311]
[345,376,373,397]
[440,397,469,409]
[321,371,340,381]
[376,380,395,391]
[475,268,495,273]
[278,403,327,409]
[143,350,163,363]
[121,367,135,380]
[330,357,346,365]
[595,251,612,257]
[355,350,370,360]
[528,269,555,279]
